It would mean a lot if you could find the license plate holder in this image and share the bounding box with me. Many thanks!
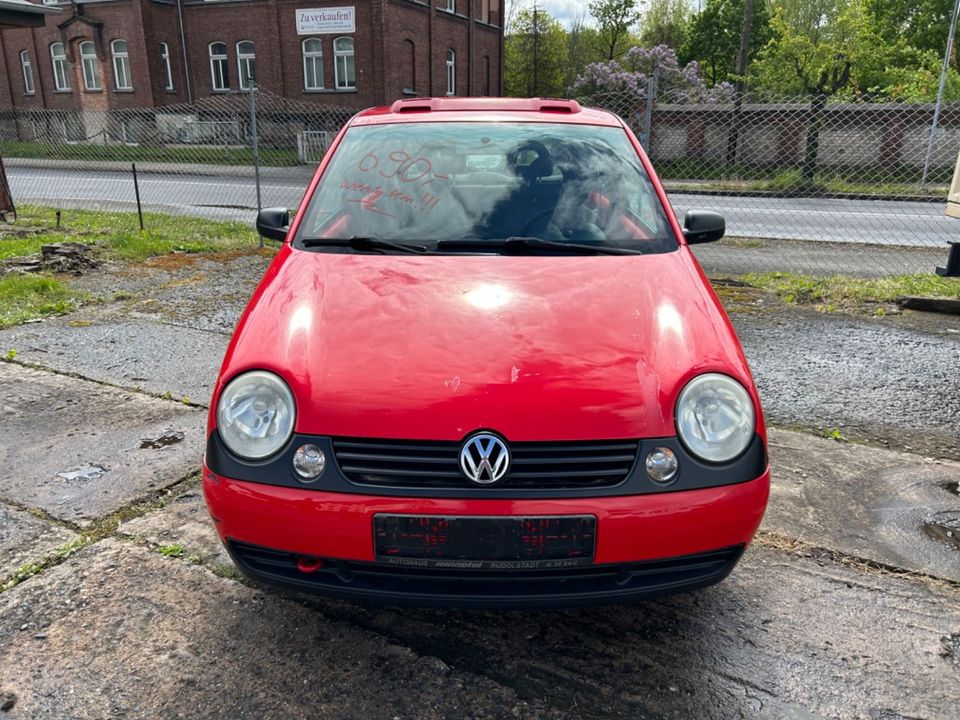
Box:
[374,514,596,570]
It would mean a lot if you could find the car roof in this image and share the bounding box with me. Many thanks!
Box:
[350,97,623,127]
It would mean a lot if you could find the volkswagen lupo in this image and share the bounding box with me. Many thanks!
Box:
[203,97,769,608]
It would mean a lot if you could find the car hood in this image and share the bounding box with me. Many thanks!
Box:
[215,246,759,441]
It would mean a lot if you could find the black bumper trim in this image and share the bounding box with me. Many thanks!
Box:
[226,539,746,609]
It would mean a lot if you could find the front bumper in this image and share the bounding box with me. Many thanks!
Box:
[203,466,769,608]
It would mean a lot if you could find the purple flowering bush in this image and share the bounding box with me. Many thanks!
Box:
[573,45,736,104]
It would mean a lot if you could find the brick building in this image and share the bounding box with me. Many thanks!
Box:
[0,0,504,112]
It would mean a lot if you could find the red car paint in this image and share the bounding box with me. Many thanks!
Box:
[203,98,769,607]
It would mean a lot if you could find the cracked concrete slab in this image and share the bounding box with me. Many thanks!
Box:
[308,545,960,720]
[0,309,227,405]
[764,427,960,582]
[119,485,231,572]
[0,540,566,720]
[0,506,77,579]
[0,364,204,525]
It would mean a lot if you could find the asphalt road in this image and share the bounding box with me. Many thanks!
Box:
[8,165,958,247]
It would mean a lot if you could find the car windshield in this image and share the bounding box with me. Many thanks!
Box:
[293,121,677,253]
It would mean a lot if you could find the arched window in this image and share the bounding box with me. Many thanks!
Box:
[302,38,323,90]
[445,49,455,96]
[333,37,355,89]
[111,39,132,90]
[50,43,69,91]
[209,42,228,91]
[237,40,255,91]
[160,43,174,91]
[79,41,101,91]
[482,54,490,96]
[402,40,415,94]
[20,51,34,95]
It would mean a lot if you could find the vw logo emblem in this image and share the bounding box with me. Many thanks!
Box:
[459,433,510,485]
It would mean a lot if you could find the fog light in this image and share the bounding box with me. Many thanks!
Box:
[645,447,678,483]
[293,444,326,481]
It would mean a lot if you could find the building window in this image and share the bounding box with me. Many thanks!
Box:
[237,40,256,91]
[20,51,34,95]
[483,54,490,95]
[446,49,455,96]
[79,41,101,91]
[159,42,174,91]
[481,0,490,23]
[111,39,133,90]
[302,38,324,90]
[50,42,69,91]
[446,0,455,11]
[334,37,355,89]
[209,42,228,91]
[402,40,415,94]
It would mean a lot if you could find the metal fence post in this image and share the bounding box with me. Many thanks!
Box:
[640,65,659,150]
[249,81,263,247]
[921,0,960,186]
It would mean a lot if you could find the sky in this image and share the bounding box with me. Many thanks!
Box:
[535,0,593,28]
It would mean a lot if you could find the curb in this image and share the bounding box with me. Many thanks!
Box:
[663,185,947,204]
[3,157,318,180]
[897,296,960,315]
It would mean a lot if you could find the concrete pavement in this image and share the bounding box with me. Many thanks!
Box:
[1,250,958,718]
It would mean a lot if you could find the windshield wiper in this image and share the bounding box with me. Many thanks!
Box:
[301,237,428,254]
[436,236,641,255]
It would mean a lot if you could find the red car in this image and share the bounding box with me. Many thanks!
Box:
[203,97,769,608]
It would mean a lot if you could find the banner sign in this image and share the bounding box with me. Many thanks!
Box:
[296,7,356,35]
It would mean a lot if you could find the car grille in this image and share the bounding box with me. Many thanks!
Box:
[331,437,640,490]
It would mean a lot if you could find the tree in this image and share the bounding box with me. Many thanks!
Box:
[573,44,736,102]
[589,0,641,60]
[867,0,958,71]
[681,0,772,86]
[504,5,569,97]
[752,0,884,97]
[640,0,691,50]
[565,17,606,91]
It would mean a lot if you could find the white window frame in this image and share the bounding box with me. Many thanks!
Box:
[111,39,133,90]
[209,42,228,91]
[446,0,455,11]
[237,40,256,91]
[79,41,101,91]
[161,42,174,91]
[333,36,355,90]
[20,50,34,95]
[50,42,69,91]
[302,38,324,90]
[446,49,455,96]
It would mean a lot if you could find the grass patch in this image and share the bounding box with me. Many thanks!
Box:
[0,274,80,328]
[0,205,259,263]
[157,543,185,558]
[741,271,960,308]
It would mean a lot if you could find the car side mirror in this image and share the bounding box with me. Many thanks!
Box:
[256,207,290,242]
[683,210,725,244]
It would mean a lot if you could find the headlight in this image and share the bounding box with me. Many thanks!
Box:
[675,373,755,463]
[217,370,295,459]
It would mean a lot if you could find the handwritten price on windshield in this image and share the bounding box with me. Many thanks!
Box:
[348,150,447,213]
[358,151,449,187]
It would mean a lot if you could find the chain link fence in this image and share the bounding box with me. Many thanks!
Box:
[0,88,353,227]
[2,86,959,277]
[584,89,960,277]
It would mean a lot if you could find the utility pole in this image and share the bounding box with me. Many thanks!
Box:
[532,3,540,97]
[726,0,755,168]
